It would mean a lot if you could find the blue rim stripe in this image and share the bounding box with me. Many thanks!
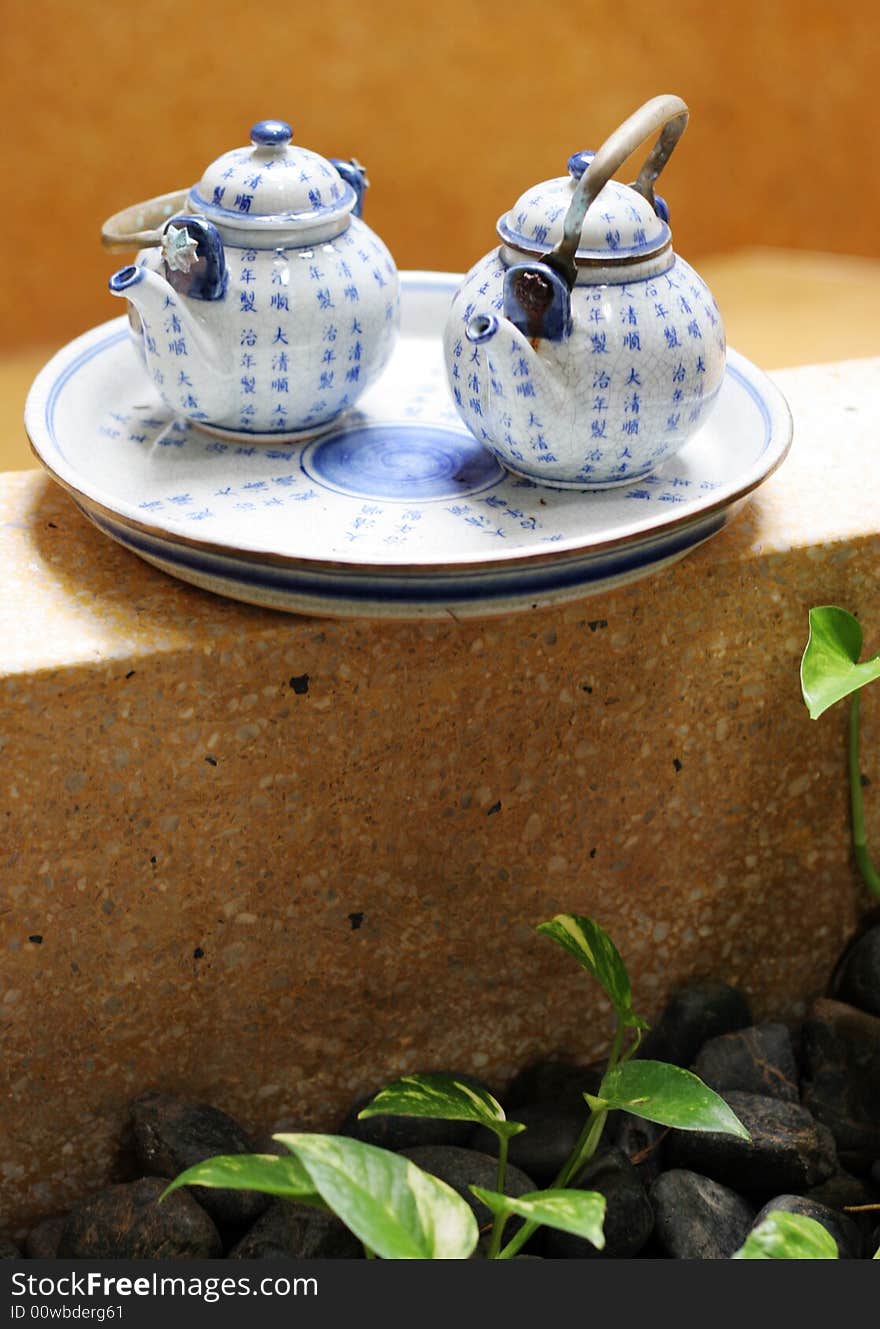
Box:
[46,327,129,462]
[82,501,728,605]
[188,184,356,224]
[498,217,672,260]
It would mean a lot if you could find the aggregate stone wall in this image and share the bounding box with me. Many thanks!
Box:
[2,360,879,1230]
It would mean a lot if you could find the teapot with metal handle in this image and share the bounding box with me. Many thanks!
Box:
[443,95,726,488]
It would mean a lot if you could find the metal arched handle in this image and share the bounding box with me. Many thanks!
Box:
[550,94,689,285]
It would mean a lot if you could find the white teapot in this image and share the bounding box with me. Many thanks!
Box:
[103,119,399,440]
[443,96,725,488]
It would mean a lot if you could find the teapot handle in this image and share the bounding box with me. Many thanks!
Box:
[101,189,190,252]
[549,94,688,286]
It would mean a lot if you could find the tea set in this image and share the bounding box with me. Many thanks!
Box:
[24,95,791,618]
[101,95,722,487]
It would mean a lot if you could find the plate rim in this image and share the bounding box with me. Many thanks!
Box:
[24,268,793,578]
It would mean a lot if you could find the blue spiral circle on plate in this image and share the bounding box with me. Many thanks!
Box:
[302,423,504,501]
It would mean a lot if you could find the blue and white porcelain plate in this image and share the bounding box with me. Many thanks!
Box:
[25,271,792,619]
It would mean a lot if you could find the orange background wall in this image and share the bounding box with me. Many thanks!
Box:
[2,0,879,354]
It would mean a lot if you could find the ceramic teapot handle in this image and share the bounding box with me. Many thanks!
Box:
[551,94,688,284]
[101,189,191,252]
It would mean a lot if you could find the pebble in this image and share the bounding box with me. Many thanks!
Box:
[504,1060,604,1109]
[830,923,880,1017]
[543,1148,654,1259]
[667,1091,837,1193]
[806,1167,880,1252]
[57,1178,222,1259]
[692,1022,799,1102]
[818,1169,879,1210]
[23,1215,66,1259]
[611,1114,668,1186]
[800,999,880,1172]
[751,1195,863,1259]
[637,982,752,1067]
[470,1100,587,1187]
[228,1199,362,1259]
[650,1168,754,1259]
[131,1091,269,1228]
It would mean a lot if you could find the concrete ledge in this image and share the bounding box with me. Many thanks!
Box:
[2,358,879,1228]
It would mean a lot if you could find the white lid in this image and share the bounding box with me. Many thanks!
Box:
[498,151,670,262]
[187,119,356,234]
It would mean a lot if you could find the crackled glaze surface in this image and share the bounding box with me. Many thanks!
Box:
[498,158,668,259]
[134,218,399,435]
[190,131,354,228]
[445,252,726,486]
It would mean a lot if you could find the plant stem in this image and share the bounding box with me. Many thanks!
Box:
[557,1105,608,1189]
[494,1216,535,1260]
[484,1134,510,1258]
[617,1025,642,1066]
[849,693,880,898]
[486,1211,509,1260]
[495,1133,509,1195]
[363,1245,376,1259]
[497,1021,626,1260]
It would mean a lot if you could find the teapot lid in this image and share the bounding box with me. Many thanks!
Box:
[497,151,670,264]
[187,119,357,234]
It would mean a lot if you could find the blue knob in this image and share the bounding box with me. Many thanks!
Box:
[567,150,595,180]
[250,120,293,147]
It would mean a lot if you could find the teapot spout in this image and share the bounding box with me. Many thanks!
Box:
[464,311,501,345]
[460,287,568,446]
[109,260,164,306]
[459,266,572,443]
[108,263,230,416]
[108,263,219,363]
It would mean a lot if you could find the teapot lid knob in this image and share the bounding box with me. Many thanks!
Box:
[250,119,293,147]
[566,150,595,180]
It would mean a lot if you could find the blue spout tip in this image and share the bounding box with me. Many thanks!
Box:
[466,313,499,344]
[109,265,144,294]
[250,119,293,147]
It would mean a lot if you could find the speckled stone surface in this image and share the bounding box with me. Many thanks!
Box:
[2,358,879,1232]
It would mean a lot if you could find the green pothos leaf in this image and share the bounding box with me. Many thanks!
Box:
[359,1073,525,1141]
[801,606,880,719]
[598,1061,750,1138]
[275,1133,478,1259]
[733,1210,839,1259]
[471,1186,606,1250]
[537,914,645,1027]
[160,1152,320,1205]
